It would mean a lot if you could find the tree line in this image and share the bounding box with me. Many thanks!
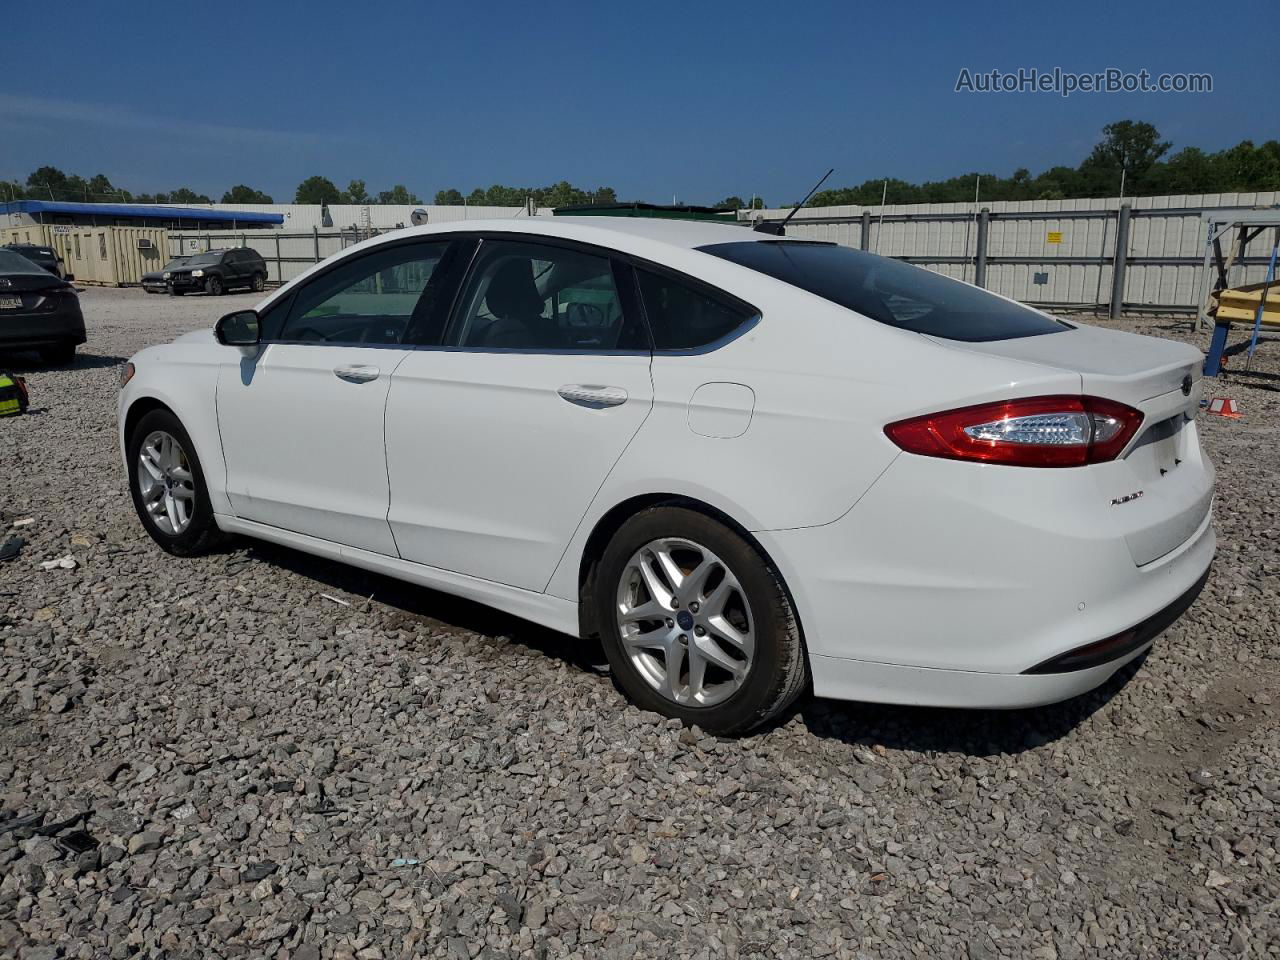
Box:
[806,121,1280,207]
[433,182,618,208]
[0,167,274,205]
[4,123,1278,213]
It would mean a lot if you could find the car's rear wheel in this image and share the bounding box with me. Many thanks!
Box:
[205,275,223,296]
[251,272,266,293]
[127,409,223,556]
[594,506,808,735]
[39,343,75,366]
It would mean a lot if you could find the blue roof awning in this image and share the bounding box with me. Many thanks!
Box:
[0,199,283,224]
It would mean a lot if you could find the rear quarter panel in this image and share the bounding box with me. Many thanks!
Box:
[543,255,1086,601]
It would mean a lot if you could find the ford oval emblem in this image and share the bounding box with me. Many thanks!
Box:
[1181,374,1193,396]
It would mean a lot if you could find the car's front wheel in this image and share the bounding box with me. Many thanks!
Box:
[205,275,223,296]
[127,409,223,556]
[594,506,808,735]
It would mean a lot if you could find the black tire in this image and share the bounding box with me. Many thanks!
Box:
[169,287,184,297]
[205,275,223,296]
[39,343,75,366]
[593,506,808,735]
[250,272,266,293]
[126,408,224,556]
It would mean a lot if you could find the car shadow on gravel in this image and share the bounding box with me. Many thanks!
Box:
[790,653,1147,756]
[216,539,1146,752]
[236,541,611,674]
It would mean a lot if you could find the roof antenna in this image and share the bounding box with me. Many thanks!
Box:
[753,168,833,236]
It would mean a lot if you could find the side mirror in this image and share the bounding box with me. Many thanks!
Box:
[215,310,260,346]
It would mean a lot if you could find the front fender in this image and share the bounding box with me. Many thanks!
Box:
[118,342,229,513]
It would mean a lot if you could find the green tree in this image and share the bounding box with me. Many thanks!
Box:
[167,187,212,204]
[375,184,421,204]
[295,175,342,205]
[1082,120,1170,194]
[86,174,130,201]
[221,184,274,203]
[26,166,70,200]
[341,179,370,203]
[434,188,465,204]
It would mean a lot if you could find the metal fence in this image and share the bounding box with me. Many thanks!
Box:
[746,192,1280,315]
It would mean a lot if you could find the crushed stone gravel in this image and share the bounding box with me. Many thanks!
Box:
[1,287,1277,959]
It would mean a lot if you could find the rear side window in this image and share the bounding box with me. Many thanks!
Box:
[636,269,757,350]
[700,241,1067,342]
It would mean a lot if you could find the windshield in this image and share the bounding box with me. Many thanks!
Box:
[700,240,1068,342]
[162,258,190,270]
[186,251,222,265]
[0,250,47,274]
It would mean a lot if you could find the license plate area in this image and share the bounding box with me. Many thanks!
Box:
[0,297,22,310]
[1124,415,1186,483]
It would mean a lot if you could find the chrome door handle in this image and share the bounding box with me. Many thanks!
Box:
[558,384,628,408]
[333,364,380,383]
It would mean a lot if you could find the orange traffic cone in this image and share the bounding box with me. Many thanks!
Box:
[1206,397,1242,418]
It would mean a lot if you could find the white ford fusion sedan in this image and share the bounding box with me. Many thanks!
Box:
[118,217,1214,733]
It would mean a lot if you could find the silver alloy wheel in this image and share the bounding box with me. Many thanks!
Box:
[616,537,756,707]
[137,430,196,535]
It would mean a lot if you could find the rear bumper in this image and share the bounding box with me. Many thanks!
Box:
[757,445,1216,708]
[0,309,87,348]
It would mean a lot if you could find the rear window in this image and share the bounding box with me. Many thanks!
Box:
[700,241,1067,342]
[0,250,46,273]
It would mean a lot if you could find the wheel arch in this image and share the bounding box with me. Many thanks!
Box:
[123,394,176,444]
[575,493,805,645]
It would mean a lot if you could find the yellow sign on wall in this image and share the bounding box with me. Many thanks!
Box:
[1046,231,1063,244]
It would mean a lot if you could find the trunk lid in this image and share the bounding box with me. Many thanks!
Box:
[927,321,1213,567]
[928,321,1201,410]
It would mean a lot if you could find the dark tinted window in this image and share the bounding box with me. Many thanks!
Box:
[451,240,646,351]
[636,269,756,350]
[701,241,1067,342]
[0,250,47,274]
[276,241,448,345]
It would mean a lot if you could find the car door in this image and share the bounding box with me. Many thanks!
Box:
[223,251,242,286]
[385,236,654,591]
[217,238,451,554]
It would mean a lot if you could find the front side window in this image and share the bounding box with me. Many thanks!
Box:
[451,240,643,351]
[274,241,448,345]
[636,268,757,350]
[701,240,1068,342]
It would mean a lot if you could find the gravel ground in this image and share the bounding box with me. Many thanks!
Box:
[1,287,1277,960]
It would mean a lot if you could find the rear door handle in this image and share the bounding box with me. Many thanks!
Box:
[558,384,628,408]
[334,364,380,383]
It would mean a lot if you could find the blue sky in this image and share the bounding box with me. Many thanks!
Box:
[0,0,1272,205]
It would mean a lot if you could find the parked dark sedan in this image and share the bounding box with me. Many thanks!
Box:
[142,257,191,294]
[167,247,267,296]
[0,249,85,364]
[3,243,68,280]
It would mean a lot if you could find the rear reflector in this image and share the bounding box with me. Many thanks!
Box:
[884,395,1143,467]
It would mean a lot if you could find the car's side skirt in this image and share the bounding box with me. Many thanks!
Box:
[215,515,582,639]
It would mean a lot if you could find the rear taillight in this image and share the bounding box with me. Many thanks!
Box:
[884,395,1143,467]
